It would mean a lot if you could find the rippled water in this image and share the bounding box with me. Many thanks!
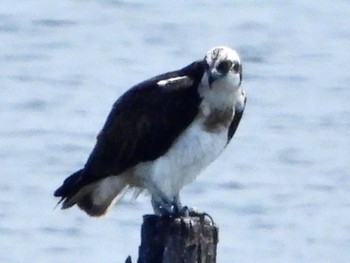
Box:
[1,1,349,262]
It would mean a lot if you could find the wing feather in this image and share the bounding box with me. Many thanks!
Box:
[55,60,207,198]
[227,96,247,143]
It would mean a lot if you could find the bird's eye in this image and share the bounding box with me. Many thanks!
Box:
[233,61,240,72]
[217,60,232,73]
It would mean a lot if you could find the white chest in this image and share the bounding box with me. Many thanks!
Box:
[134,115,230,197]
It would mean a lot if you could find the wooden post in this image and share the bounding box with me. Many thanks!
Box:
[125,214,219,263]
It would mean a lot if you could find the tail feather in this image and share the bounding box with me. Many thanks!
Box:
[76,176,128,216]
[54,169,85,209]
[54,169,84,198]
[54,170,129,216]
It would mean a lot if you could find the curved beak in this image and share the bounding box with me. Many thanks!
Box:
[208,70,223,86]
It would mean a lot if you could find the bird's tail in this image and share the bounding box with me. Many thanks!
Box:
[54,170,128,217]
[54,169,85,209]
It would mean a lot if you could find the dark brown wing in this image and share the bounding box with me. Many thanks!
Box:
[54,60,206,199]
[227,95,247,143]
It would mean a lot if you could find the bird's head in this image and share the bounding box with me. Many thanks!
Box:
[204,46,242,88]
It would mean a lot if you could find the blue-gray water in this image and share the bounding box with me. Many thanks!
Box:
[1,1,349,262]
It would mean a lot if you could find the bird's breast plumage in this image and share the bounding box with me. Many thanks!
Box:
[133,104,234,197]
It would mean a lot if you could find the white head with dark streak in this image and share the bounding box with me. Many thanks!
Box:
[200,46,243,109]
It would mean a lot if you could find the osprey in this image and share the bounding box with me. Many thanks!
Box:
[54,46,246,216]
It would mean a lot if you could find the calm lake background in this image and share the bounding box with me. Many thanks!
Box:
[1,1,349,262]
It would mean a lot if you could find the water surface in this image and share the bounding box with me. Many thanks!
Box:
[1,1,349,262]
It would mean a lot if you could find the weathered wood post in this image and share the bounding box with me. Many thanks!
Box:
[125,214,219,263]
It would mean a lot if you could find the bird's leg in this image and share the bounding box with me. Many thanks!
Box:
[151,192,185,216]
[148,180,182,216]
[151,195,172,215]
[151,194,214,223]
[151,191,179,216]
[148,182,212,222]
[170,194,182,214]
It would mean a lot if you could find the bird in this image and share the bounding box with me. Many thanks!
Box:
[54,46,247,217]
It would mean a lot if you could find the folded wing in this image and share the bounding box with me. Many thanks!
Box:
[54,60,207,201]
